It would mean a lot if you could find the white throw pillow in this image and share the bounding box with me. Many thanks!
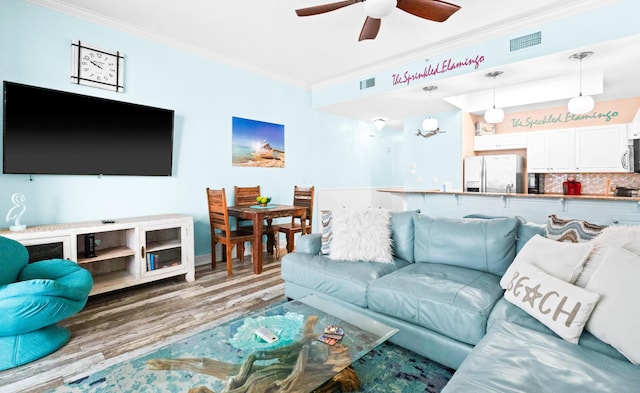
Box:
[575,225,640,287]
[585,246,640,364]
[502,262,600,344]
[500,234,593,286]
[328,208,393,263]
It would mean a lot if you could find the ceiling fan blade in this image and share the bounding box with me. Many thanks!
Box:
[396,0,461,22]
[359,17,381,41]
[295,0,359,16]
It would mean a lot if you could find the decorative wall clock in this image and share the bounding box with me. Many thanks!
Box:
[71,40,124,92]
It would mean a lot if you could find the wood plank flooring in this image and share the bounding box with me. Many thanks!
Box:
[0,254,286,393]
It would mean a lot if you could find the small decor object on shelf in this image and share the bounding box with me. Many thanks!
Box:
[5,193,27,231]
[475,121,496,136]
[256,196,271,207]
[71,40,124,92]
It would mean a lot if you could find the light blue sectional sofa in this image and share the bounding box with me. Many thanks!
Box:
[280,211,640,392]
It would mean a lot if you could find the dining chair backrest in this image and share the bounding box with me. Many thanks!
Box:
[292,185,314,228]
[206,187,254,275]
[206,187,231,235]
[234,185,261,207]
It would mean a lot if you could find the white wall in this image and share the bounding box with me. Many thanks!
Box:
[0,1,394,255]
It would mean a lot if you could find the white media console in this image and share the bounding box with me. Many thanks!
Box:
[0,214,195,296]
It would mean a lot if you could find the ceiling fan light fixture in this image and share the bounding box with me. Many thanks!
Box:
[484,71,504,124]
[363,0,396,18]
[568,51,595,114]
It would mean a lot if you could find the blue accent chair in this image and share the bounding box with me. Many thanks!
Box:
[0,236,93,370]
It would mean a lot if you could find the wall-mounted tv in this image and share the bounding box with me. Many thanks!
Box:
[2,81,174,176]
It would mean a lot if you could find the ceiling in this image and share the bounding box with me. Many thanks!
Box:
[30,0,640,129]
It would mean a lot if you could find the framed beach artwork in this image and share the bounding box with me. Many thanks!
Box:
[232,116,285,168]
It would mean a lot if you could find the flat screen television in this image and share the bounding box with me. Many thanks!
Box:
[2,81,174,176]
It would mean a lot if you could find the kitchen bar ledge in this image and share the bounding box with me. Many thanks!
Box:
[376,188,640,202]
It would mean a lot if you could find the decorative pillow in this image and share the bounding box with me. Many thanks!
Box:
[502,262,600,344]
[320,210,333,255]
[328,208,393,263]
[545,214,607,243]
[575,225,640,287]
[500,234,593,285]
[585,246,640,364]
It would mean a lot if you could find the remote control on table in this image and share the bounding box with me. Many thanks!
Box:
[255,327,278,343]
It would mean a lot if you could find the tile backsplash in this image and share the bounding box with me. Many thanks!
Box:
[542,173,640,195]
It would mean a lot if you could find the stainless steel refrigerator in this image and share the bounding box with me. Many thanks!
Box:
[464,154,524,193]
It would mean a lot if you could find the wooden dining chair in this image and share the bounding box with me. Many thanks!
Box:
[233,185,280,257]
[234,185,261,229]
[276,186,315,253]
[206,187,254,276]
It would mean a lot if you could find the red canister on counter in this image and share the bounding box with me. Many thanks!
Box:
[563,176,582,195]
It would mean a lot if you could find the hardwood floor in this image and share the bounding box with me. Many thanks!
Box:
[0,253,286,393]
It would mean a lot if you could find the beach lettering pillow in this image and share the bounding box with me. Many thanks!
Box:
[503,263,600,344]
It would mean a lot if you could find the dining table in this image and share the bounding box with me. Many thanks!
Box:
[227,204,307,274]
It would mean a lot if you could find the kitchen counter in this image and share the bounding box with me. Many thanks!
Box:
[376,188,640,202]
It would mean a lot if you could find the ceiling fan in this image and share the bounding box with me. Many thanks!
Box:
[416,128,446,138]
[295,0,461,41]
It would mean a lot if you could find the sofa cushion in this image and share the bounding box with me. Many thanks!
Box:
[545,214,607,243]
[390,210,419,263]
[320,210,333,255]
[329,208,392,263]
[575,225,640,287]
[413,215,518,275]
[487,297,629,361]
[585,246,640,364]
[441,320,640,393]
[367,263,504,345]
[280,253,409,308]
[501,262,600,344]
[501,234,593,284]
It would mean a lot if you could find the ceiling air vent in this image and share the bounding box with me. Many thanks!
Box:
[359,77,375,90]
[510,31,542,52]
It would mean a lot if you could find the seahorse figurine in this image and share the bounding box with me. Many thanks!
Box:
[6,193,27,231]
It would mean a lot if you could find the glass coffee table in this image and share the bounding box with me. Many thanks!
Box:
[55,295,398,393]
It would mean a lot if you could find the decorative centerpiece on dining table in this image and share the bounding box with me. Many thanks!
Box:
[256,196,272,207]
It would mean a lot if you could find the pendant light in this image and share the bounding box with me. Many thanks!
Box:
[422,86,438,132]
[567,51,595,115]
[484,71,504,124]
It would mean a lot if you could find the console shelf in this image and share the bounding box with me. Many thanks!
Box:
[0,214,195,296]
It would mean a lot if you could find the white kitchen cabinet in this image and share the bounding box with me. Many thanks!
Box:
[526,129,575,173]
[474,133,527,151]
[575,124,630,172]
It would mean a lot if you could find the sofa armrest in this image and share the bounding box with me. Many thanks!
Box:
[295,233,322,255]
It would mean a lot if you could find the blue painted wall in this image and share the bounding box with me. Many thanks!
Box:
[0,1,393,255]
[2,1,640,257]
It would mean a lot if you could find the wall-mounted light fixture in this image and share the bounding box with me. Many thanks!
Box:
[484,71,504,124]
[372,117,387,132]
[567,51,595,115]
[422,86,439,132]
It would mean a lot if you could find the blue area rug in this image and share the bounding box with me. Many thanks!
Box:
[353,342,454,393]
